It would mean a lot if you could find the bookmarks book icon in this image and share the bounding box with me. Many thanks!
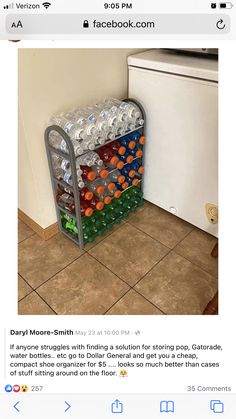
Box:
[160,400,175,413]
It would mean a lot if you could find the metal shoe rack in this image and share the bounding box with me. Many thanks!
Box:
[45,99,145,250]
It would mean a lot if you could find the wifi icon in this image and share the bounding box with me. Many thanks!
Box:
[42,2,51,8]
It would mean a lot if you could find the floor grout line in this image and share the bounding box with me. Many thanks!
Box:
[18,289,34,303]
[33,289,58,315]
[103,288,133,315]
[90,244,172,315]
[172,226,196,246]
[131,248,172,290]
[126,219,196,250]
[125,221,173,249]
[172,247,218,279]
[18,233,36,245]
[87,251,132,289]
[130,288,167,315]
[20,252,85,293]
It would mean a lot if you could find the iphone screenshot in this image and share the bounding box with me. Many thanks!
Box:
[0,0,235,417]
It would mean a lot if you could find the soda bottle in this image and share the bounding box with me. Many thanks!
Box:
[119,135,136,150]
[92,164,109,179]
[98,176,116,191]
[57,193,75,214]
[110,140,126,156]
[80,165,97,181]
[119,152,134,164]
[116,160,125,169]
[132,178,140,187]
[129,146,143,159]
[109,169,125,184]
[80,200,94,217]
[130,131,145,145]
[131,159,144,175]
[97,146,119,167]
[90,196,104,211]
[80,187,93,201]
[88,181,105,196]
[116,180,129,191]
[120,164,136,179]
[99,193,112,205]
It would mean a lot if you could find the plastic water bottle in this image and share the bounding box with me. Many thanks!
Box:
[59,137,84,156]
[52,154,64,178]
[62,170,85,189]
[60,158,70,171]
[50,113,83,145]
[120,100,144,128]
[77,151,103,167]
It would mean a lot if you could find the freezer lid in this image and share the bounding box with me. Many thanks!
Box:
[128,49,218,82]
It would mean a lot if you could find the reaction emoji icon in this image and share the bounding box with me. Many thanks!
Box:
[119,369,128,377]
[21,385,28,392]
[5,384,12,393]
[13,384,20,392]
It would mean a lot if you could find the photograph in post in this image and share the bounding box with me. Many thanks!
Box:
[18,48,218,316]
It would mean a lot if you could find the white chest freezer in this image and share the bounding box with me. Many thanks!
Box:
[128,49,218,236]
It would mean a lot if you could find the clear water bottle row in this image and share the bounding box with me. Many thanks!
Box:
[48,98,144,155]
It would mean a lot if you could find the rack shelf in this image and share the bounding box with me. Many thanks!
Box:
[45,99,145,250]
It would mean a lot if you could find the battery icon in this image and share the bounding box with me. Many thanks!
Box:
[219,2,233,8]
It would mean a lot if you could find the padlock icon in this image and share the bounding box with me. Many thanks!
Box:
[83,20,89,28]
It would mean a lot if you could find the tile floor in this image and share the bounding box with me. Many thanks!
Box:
[18,202,218,315]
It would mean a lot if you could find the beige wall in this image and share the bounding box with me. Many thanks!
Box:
[18,48,145,228]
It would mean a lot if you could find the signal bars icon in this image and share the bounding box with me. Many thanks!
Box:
[3,2,14,8]
[42,2,51,8]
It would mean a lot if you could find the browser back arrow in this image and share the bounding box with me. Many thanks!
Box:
[13,401,20,412]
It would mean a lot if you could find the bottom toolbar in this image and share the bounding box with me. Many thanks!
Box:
[1,394,235,418]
